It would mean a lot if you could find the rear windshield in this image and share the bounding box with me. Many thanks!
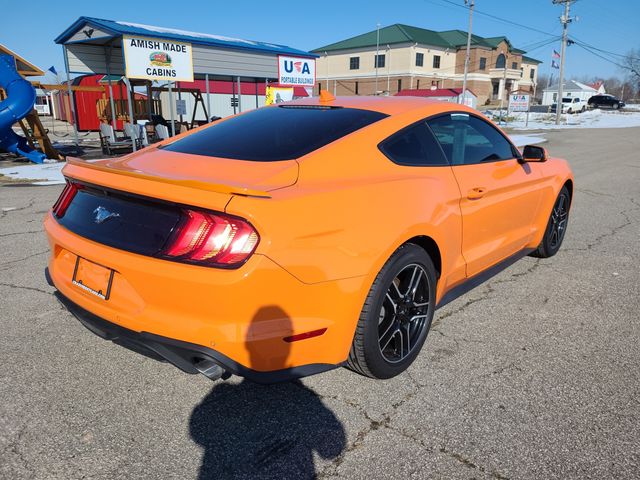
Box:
[162,105,388,161]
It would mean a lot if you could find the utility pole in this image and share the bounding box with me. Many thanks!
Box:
[498,51,508,124]
[375,23,381,95]
[553,0,575,125]
[461,0,475,105]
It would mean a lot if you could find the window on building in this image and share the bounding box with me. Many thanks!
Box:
[375,54,385,68]
[495,53,506,69]
[355,81,359,95]
[512,61,518,70]
[349,57,360,70]
[530,68,535,79]
[433,55,441,69]
[479,57,487,70]
[427,113,517,166]
[397,79,402,92]
[379,121,449,166]
[416,52,424,67]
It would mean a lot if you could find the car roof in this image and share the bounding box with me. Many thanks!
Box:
[284,95,461,116]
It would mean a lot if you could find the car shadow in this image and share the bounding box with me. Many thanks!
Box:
[189,306,346,479]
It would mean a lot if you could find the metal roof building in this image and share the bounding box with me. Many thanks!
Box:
[55,17,315,79]
[54,17,317,145]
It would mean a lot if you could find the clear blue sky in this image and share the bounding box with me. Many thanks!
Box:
[2,0,637,81]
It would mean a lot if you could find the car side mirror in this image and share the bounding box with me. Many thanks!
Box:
[521,145,547,162]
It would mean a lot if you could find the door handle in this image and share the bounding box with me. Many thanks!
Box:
[467,187,487,200]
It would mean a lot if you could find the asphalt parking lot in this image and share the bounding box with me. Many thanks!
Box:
[1,126,639,479]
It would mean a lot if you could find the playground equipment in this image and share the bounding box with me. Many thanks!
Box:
[0,55,47,164]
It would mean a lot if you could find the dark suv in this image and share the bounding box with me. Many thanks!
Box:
[588,94,625,110]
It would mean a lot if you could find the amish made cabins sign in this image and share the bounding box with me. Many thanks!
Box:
[122,35,194,82]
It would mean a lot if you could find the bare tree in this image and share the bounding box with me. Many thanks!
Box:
[614,48,640,101]
[535,73,550,103]
[623,48,640,88]
[604,77,622,97]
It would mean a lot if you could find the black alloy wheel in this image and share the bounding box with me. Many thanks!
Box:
[347,244,436,379]
[548,190,569,250]
[531,185,571,258]
[378,264,430,364]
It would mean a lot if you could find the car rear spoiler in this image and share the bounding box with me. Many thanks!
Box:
[64,157,272,199]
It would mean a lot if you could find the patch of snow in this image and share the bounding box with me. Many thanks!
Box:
[509,135,547,147]
[0,162,65,185]
[116,21,284,49]
[507,109,640,130]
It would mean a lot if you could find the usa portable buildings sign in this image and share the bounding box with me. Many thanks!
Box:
[122,35,194,82]
[278,56,316,87]
[509,94,530,112]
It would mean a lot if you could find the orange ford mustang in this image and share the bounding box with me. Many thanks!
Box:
[44,95,573,383]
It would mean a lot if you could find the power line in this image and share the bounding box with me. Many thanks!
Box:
[572,42,630,71]
[568,35,640,62]
[423,0,558,38]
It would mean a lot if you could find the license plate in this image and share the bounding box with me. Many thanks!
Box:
[72,256,114,300]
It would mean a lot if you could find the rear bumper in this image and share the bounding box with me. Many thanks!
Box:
[44,213,366,379]
[48,271,339,384]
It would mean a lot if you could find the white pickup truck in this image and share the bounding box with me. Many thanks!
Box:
[551,97,588,114]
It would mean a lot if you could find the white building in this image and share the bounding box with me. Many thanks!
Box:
[542,80,605,105]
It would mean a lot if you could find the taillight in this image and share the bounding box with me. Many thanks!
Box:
[162,209,259,267]
[52,181,79,218]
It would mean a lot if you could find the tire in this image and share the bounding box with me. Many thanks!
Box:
[581,106,586,113]
[531,185,571,258]
[613,103,620,110]
[347,244,436,379]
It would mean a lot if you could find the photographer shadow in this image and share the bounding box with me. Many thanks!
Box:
[189,306,346,479]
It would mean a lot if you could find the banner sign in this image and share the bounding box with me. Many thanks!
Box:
[277,56,316,87]
[122,35,194,82]
[509,94,530,112]
[265,86,294,105]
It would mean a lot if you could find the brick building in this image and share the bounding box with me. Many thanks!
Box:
[312,24,542,105]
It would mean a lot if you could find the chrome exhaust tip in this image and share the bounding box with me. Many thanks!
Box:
[194,359,229,381]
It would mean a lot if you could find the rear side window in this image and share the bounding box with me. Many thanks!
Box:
[163,106,388,161]
[379,121,448,166]
[427,113,516,165]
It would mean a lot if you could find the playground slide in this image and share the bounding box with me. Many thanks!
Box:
[0,54,46,164]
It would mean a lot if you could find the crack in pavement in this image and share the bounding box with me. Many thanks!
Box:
[0,282,53,296]
[0,199,35,218]
[439,445,511,479]
[315,374,424,479]
[564,204,638,252]
[314,368,512,480]
[1,425,35,478]
[0,250,48,271]
[576,188,614,198]
[0,230,42,239]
